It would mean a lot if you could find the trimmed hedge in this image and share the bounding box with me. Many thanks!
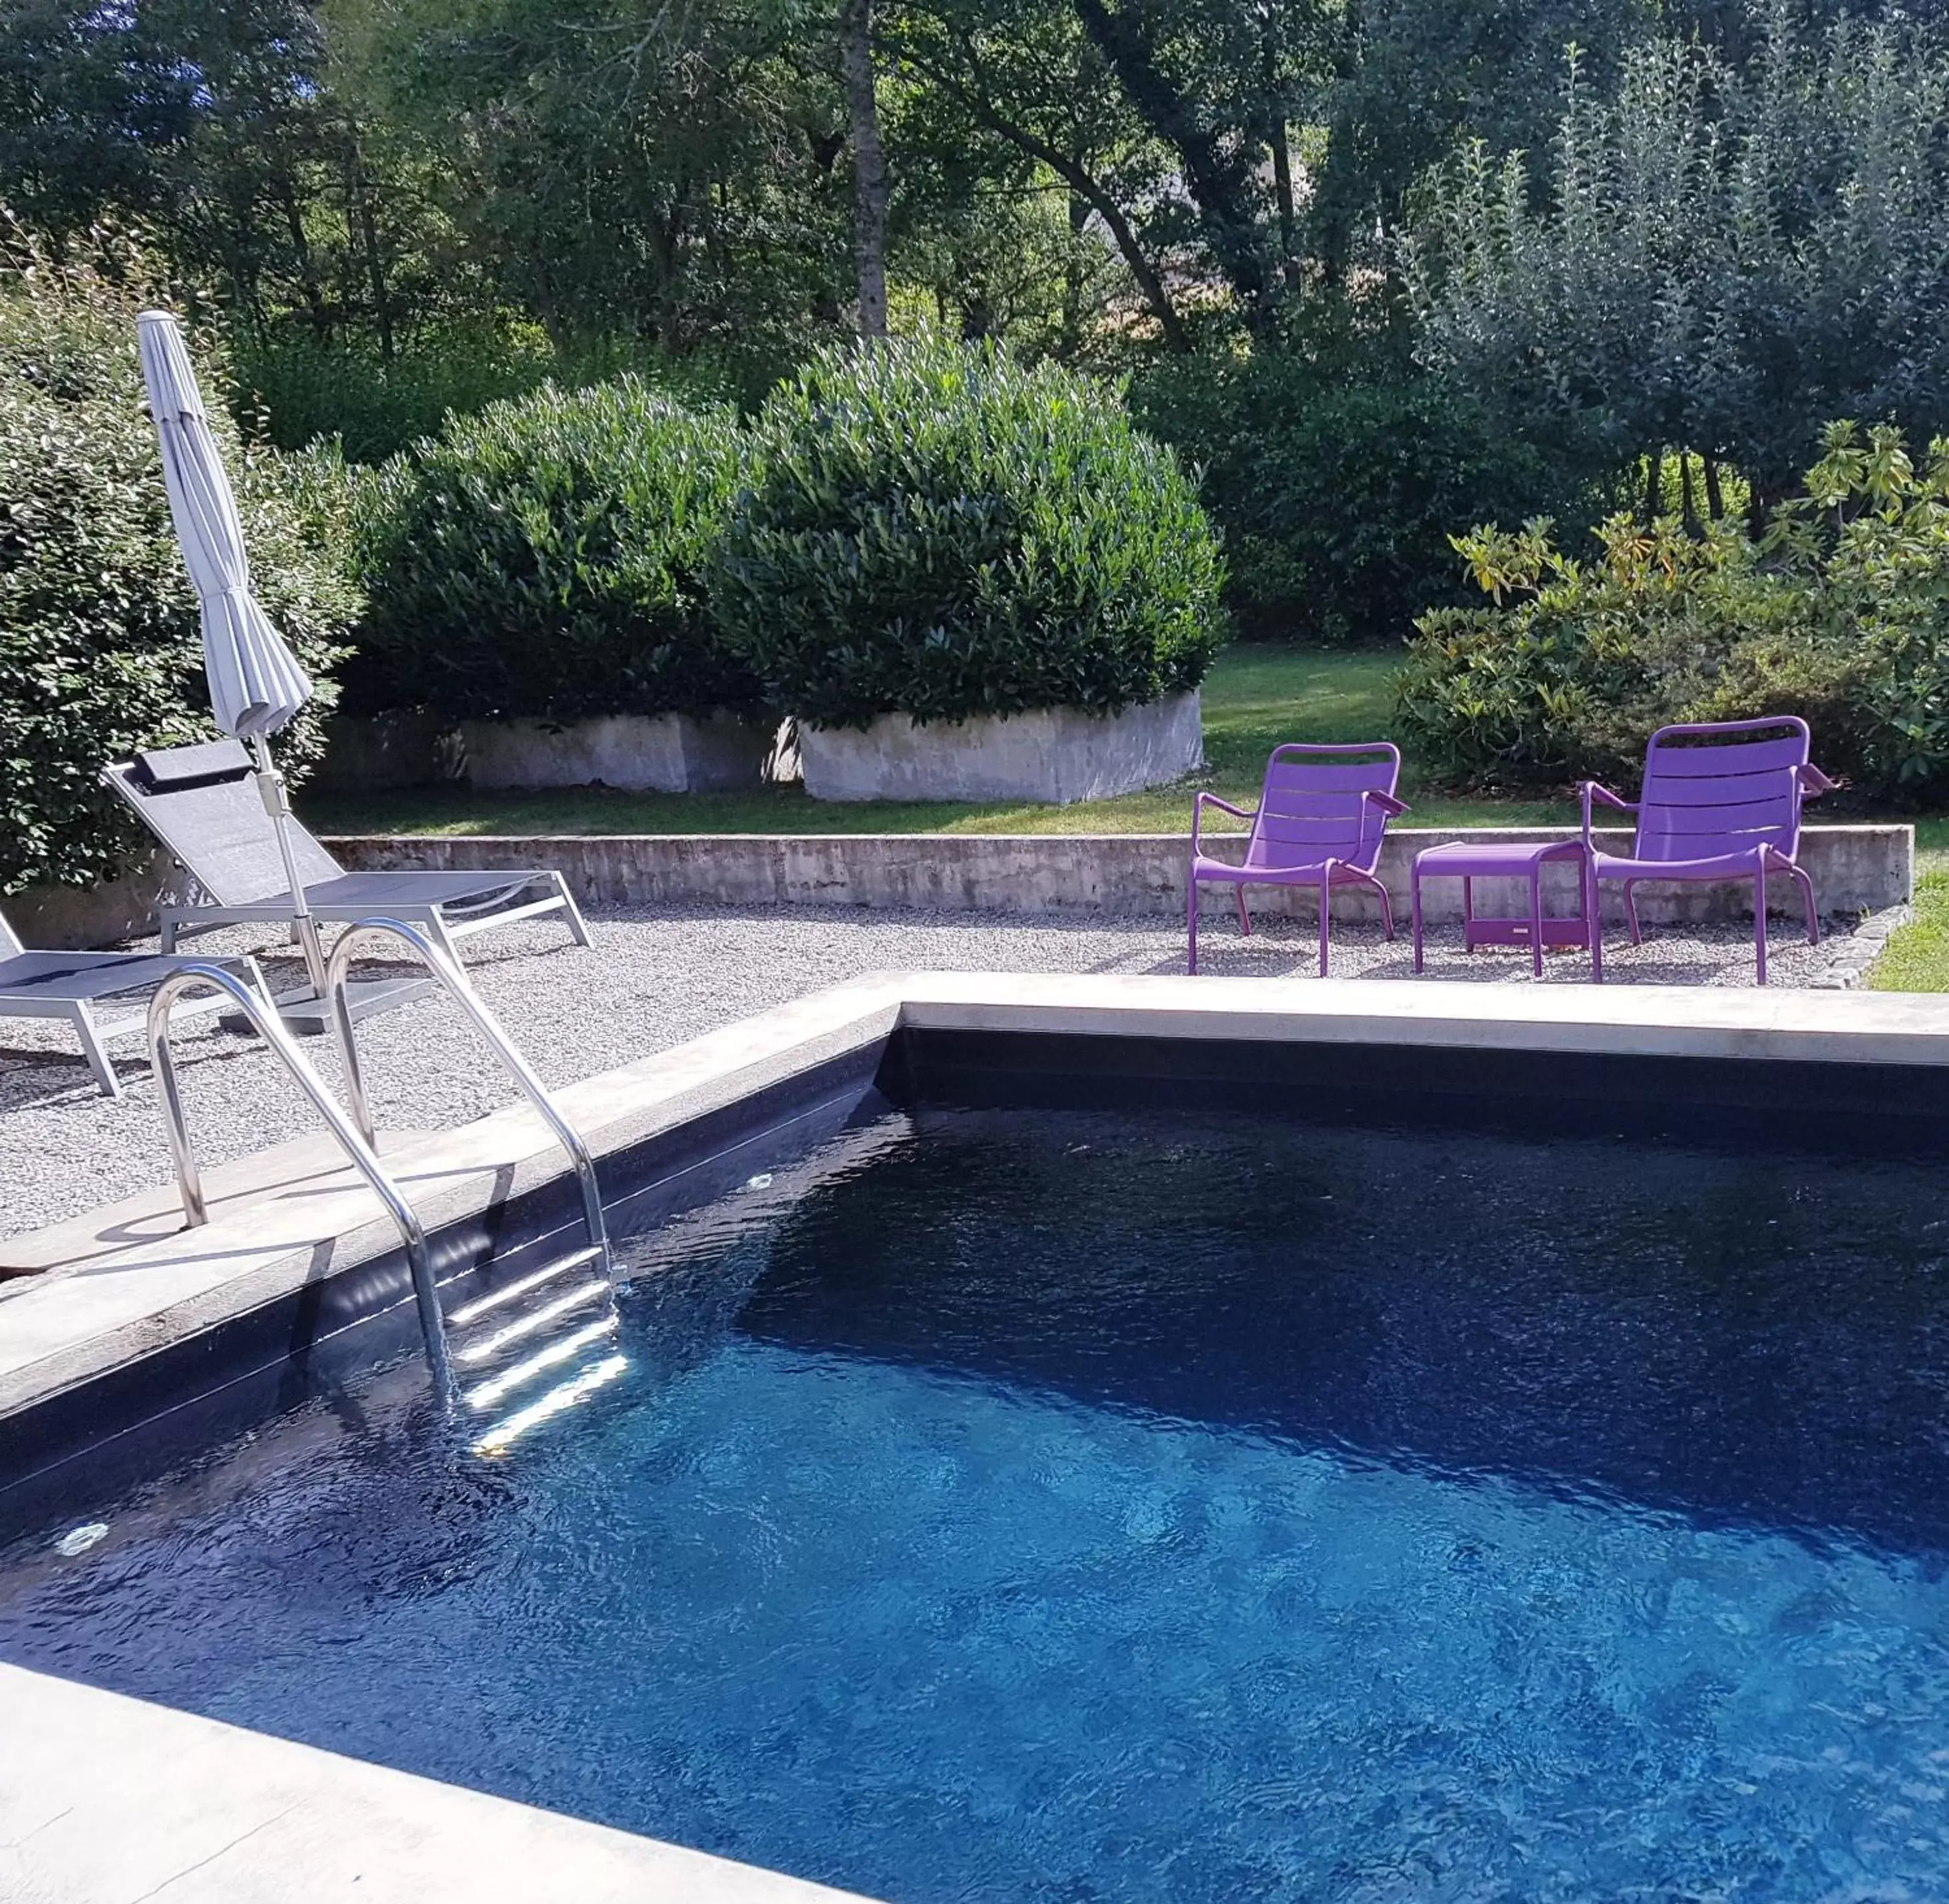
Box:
[710,337,1225,729]
[0,252,355,894]
[347,377,762,725]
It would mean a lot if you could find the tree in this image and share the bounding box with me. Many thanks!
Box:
[1407,0,1949,513]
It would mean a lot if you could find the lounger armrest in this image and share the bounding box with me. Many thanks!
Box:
[1363,791,1410,819]
[1192,792,1254,851]
[1799,763,1842,797]
[1580,780,1636,847]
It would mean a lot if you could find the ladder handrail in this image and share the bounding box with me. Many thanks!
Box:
[323,918,610,1275]
[144,964,456,1406]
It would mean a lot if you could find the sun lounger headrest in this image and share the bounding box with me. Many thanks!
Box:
[130,739,256,792]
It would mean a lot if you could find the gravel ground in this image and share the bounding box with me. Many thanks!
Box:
[0,901,1871,1246]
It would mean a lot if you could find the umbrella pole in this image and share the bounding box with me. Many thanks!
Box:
[251,735,329,998]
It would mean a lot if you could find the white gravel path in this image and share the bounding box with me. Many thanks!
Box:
[0,902,1871,1245]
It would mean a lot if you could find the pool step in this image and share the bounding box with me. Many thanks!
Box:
[446,1245,607,1330]
[443,1242,625,1450]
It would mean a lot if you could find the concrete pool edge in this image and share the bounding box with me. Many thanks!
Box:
[0,1660,873,1904]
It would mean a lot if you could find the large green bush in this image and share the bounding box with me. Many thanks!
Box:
[1395,423,1949,802]
[1129,354,1583,646]
[0,250,356,894]
[711,337,1224,729]
[349,376,762,723]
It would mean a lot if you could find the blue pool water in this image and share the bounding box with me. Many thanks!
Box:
[7,1103,1949,1900]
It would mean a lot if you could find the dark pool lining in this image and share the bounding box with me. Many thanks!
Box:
[0,1044,889,1523]
[5,1022,1947,1531]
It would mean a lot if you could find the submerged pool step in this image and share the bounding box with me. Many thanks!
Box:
[452,1276,613,1367]
[446,1245,606,1329]
[463,1314,621,1413]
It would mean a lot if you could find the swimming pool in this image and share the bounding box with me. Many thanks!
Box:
[7,1075,1949,1902]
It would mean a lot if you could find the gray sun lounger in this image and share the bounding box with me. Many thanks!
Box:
[0,907,270,1097]
[103,739,589,962]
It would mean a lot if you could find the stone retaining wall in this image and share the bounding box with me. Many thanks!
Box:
[798,692,1203,803]
[329,825,1914,927]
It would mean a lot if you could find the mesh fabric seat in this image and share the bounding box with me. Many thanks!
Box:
[103,740,589,963]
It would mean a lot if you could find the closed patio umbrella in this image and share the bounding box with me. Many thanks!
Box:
[137,309,327,994]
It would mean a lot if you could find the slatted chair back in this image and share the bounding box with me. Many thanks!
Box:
[1245,743,1403,874]
[1633,718,1813,866]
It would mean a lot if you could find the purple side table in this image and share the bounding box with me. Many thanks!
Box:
[1411,839,1591,977]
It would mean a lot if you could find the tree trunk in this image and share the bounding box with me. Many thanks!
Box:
[838,0,888,339]
[344,136,394,362]
[1702,453,1725,522]
[1644,449,1663,524]
[279,180,331,343]
[1680,452,1698,535]
[1261,3,1298,285]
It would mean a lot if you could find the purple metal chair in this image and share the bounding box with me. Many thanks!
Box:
[1582,716,1838,985]
[1189,743,1408,977]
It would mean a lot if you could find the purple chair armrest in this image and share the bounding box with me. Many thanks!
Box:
[1799,763,1841,796]
[1580,780,1636,849]
[1192,791,1254,853]
[1363,790,1410,818]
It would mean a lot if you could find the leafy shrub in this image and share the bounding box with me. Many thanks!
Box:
[711,337,1224,728]
[1395,423,1949,801]
[0,246,356,894]
[349,376,761,723]
[1129,354,1583,646]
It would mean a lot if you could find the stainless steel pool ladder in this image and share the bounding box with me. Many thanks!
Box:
[324,919,620,1439]
[145,921,619,1435]
[146,963,458,1405]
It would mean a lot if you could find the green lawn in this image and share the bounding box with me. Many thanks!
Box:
[303,646,1570,839]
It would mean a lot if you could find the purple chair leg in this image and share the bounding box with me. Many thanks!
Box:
[1462,876,1473,952]
[1411,868,1425,973]
[1622,880,1644,946]
[1375,880,1395,942]
[1588,862,1604,984]
[1318,862,1337,978]
[1528,866,1545,978]
[1754,847,1769,986]
[1236,885,1252,937]
[1790,861,1819,945]
[1187,871,1199,976]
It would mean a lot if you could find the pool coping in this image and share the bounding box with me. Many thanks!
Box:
[0,1658,874,1903]
[8,970,1949,1903]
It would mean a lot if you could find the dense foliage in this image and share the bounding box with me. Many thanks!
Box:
[1131,355,1583,644]
[0,244,355,892]
[1409,5,1949,510]
[1397,423,1949,803]
[349,377,761,724]
[711,337,1224,727]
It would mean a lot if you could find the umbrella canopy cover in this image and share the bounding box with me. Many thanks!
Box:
[136,311,312,740]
